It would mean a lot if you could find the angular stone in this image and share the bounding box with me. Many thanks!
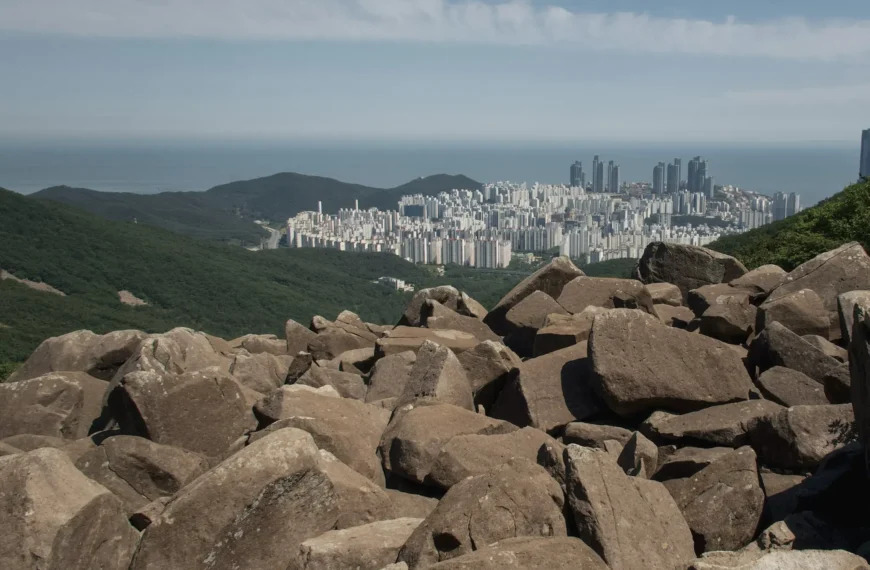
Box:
[644,282,684,307]
[653,447,732,481]
[484,256,584,336]
[231,333,287,356]
[749,321,851,404]
[425,537,609,570]
[557,276,654,315]
[456,341,521,410]
[503,290,569,356]
[636,242,748,302]
[229,351,290,394]
[850,297,870,470]
[387,489,439,520]
[131,428,339,570]
[686,549,869,570]
[839,291,870,344]
[589,309,753,416]
[664,447,764,553]
[427,427,564,489]
[490,342,602,434]
[0,371,107,440]
[395,340,474,411]
[643,401,784,448]
[376,327,479,357]
[286,318,318,355]
[286,351,314,382]
[335,347,377,375]
[767,242,870,313]
[654,304,696,327]
[757,288,831,337]
[562,422,634,448]
[532,308,603,356]
[308,325,376,361]
[700,298,757,344]
[729,264,787,295]
[422,300,500,343]
[379,403,517,486]
[564,445,696,570]
[759,470,807,523]
[756,366,829,406]
[130,496,170,531]
[74,435,209,514]
[2,433,66,451]
[254,388,390,485]
[749,404,856,470]
[297,365,367,400]
[397,459,567,569]
[108,369,256,457]
[9,329,146,382]
[803,335,848,362]
[0,448,139,570]
[316,450,393,529]
[366,351,416,405]
[616,431,658,478]
[401,286,463,328]
[688,284,754,317]
[458,292,488,320]
[295,518,423,570]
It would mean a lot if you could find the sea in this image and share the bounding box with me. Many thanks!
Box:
[0,141,861,206]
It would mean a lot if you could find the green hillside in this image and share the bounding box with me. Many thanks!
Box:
[31,173,482,244]
[709,179,870,270]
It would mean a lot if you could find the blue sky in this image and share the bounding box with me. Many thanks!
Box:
[1,0,869,143]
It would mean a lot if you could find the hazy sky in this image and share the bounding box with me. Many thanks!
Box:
[1,0,869,143]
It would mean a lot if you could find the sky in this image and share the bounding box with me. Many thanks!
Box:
[1,0,869,144]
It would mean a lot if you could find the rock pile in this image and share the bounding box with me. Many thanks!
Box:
[2,242,870,570]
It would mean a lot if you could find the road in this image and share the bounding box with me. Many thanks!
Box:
[263,227,281,250]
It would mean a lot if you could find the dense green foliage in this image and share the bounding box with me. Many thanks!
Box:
[580,258,638,279]
[709,179,870,270]
[32,173,482,244]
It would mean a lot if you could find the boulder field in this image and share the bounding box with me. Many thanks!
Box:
[3,242,870,570]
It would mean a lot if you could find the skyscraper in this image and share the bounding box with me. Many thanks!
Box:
[595,161,605,193]
[674,158,682,190]
[687,158,698,192]
[609,164,621,194]
[653,163,666,195]
[607,161,614,192]
[704,176,714,199]
[687,156,708,192]
[787,193,801,217]
[666,162,678,193]
[570,161,583,187]
[592,155,600,192]
[862,129,870,180]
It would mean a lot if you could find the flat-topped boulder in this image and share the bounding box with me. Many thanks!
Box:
[229,333,287,355]
[425,537,608,570]
[484,256,584,335]
[394,340,474,411]
[229,350,290,394]
[728,264,787,295]
[688,283,754,317]
[642,400,784,448]
[296,365,367,400]
[400,286,464,327]
[756,288,831,338]
[589,309,753,416]
[366,350,416,406]
[502,290,569,356]
[286,318,317,354]
[699,298,757,344]
[455,340,521,410]
[421,300,500,343]
[295,518,423,570]
[308,320,377,361]
[636,242,748,302]
[644,282,684,306]
[556,276,654,314]
[756,366,829,406]
[110,327,232,383]
[376,327,479,357]
[532,307,605,356]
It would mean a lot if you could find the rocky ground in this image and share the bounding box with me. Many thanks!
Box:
[2,241,870,569]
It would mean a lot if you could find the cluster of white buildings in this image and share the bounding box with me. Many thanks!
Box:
[285,179,800,267]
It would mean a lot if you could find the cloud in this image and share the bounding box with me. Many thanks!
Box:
[1,0,869,60]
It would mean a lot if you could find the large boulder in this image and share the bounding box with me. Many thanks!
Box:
[766,242,870,313]
[653,447,732,481]
[756,288,831,338]
[616,431,659,478]
[455,341,521,410]
[803,334,848,362]
[490,342,602,434]
[642,401,784,448]
[589,310,753,416]
[376,327,479,357]
[395,341,474,411]
[427,427,564,489]
[685,549,869,570]
[131,428,339,570]
[254,387,390,485]
[0,448,139,570]
[644,282,684,306]
[564,445,696,570]
[663,447,764,553]
[230,333,287,356]
[110,327,231,384]
[687,284,754,317]
[308,318,377,360]
[749,404,856,470]
[379,403,517,486]
[397,459,567,569]
[484,256,584,336]
[839,290,870,344]
[699,298,757,345]
[315,450,394,529]
[562,421,634,448]
[532,308,605,356]
[296,365,367,400]
[366,351,417,406]
[556,276,654,314]
[425,537,608,570]
[636,242,748,302]
[422,300,500,343]
[728,264,787,295]
[286,318,318,355]
[400,286,464,327]
[8,329,146,382]
[388,489,439,520]
[108,369,256,457]
[295,518,423,570]
[755,366,829,406]
[749,322,851,404]
[74,434,209,514]
[0,371,107,440]
[654,304,696,327]
[228,351,290,394]
[502,290,569,356]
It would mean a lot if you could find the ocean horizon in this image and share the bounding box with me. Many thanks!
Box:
[0,140,861,206]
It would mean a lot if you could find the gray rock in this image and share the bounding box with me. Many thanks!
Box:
[395,340,474,411]
[700,298,757,344]
[839,290,870,344]
[636,242,748,302]
[532,308,604,356]
[686,549,869,570]
[850,296,870,470]
[422,300,500,343]
[376,327,480,357]
[757,288,831,338]
[688,284,754,318]
[315,450,394,529]
[756,366,829,406]
[802,335,848,362]
[557,276,654,314]
[654,304,696,327]
[401,286,464,328]
[502,290,569,356]
[642,400,784,448]
[334,347,377,375]
[425,537,609,570]
[387,489,439,520]
[653,447,732,481]
[297,365,367,400]
[366,351,417,405]
[231,333,287,356]
[644,282,684,306]
[295,518,423,570]
[616,431,658,478]
[729,264,787,295]
[456,340,521,410]
[759,470,807,523]
[229,351,290,394]
[286,318,317,355]
[562,422,634,448]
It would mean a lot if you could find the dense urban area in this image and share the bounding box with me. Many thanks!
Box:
[286,155,805,269]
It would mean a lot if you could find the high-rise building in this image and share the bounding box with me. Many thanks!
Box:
[595,161,605,193]
[704,176,714,199]
[592,155,600,192]
[570,161,584,187]
[666,163,678,193]
[861,129,870,180]
[609,164,621,194]
[787,192,801,217]
[674,159,682,190]
[607,161,614,192]
[687,156,708,192]
[653,162,666,195]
